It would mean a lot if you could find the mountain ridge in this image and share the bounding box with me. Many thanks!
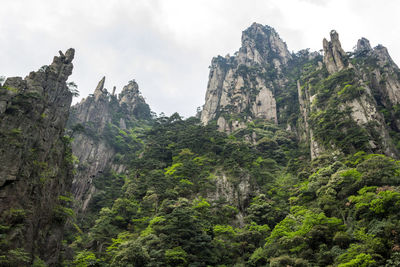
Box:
[2,23,400,266]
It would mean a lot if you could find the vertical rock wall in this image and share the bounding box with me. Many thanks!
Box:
[200,23,291,132]
[0,49,75,265]
[68,78,151,213]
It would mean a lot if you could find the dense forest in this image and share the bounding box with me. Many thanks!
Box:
[2,24,400,266]
[63,118,400,266]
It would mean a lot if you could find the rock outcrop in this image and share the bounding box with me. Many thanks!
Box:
[68,78,151,212]
[356,37,372,52]
[323,30,348,74]
[0,49,75,265]
[201,24,400,160]
[299,31,400,158]
[201,23,291,132]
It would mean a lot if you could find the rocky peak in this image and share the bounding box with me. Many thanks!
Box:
[119,79,140,102]
[373,44,397,67]
[238,23,292,68]
[94,76,106,101]
[68,77,151,212]
[0,48,75,264]
[323,30,347,74]
[356,37,372,52]
[118,79,149,116]
[200,24,292,131]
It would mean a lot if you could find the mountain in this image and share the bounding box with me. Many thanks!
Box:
[64,24,400,266]
[201,23,400,160]
[0,49,76,265]
[67,77,151,213]
[2,23,400,266]
[201,23,291,131]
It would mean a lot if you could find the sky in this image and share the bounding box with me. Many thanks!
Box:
[1,0,400,118]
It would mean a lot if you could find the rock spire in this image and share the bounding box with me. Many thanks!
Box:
[323,30,347,74]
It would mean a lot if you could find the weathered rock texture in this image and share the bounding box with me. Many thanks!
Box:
[323,30,348,74]
[201,23,291,132]
[0,49,75,265]
[202,24,400,160]
[68,78,151,212]
[298,31,400,158]
[207,172,254,227]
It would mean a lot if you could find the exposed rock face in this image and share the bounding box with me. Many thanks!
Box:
[201,24,400,160]
[323,30,347,74]
[0,49,75,264]
[119,79,146,114]
[299,31,400,158]
[356,37,372,52]
[297,80,325,159]
[237,23,292,68]
[368,45,400,107]
[207,172,254,227]
[68,78,151,212]
[201,23,290,132]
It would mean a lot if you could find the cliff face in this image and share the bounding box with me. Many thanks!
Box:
[0,49,75,265]
[68,78,151,212]
[200,23,291,132]
[299,31,400,158]
[201,24,400,160]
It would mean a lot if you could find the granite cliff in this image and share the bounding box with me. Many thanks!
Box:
[67,78,151,213]
[201,24,400,160]
[201,23,291,133]
[0,49,75,265]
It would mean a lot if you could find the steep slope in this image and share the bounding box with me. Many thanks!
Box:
[67,78,151,212]
[0,49,75,265]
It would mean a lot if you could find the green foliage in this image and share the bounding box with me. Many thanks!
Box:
[302,67,392,155]
[337,84,365,101]
[53,205,75,223]
[32,256,46,267]
[310,106,371,153]
[66,94,400,267]
[349,187,400,216]
[67,81,80,97]
[73,250,102,266]
[338,253,376,267]
[103,124,143,153]
[0,248,30,266]
[165,246,188,266]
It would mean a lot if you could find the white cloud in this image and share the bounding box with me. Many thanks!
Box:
[0,0,399,117]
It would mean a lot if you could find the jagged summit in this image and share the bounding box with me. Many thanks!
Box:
[74,77,150,126]
[0,48,76,264]
[356,37,372,52]
[200,23,292,131]
[238,23,292,67]
[201,23,400,159]
[323,30,347,74]
[67,77,151,212]
[94,76,106,101]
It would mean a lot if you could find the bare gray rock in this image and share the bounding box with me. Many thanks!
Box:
[200,23,289,132]
[68,78,150,213]
[323,30,347,74]
[356,37,372,52]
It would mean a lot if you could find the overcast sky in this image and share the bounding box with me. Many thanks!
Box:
[1,0,399,117]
